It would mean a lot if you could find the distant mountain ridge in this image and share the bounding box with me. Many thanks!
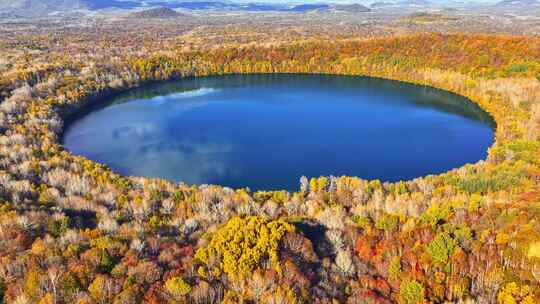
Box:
[0,0,141,16]
[0,0,376,16]
[398,0,431,6]
[495,0,540,6]
[332,4,371,12]
[127,7,185,18]
[0,0,140,10]
[370,1,396,8]
[1,0,527,18]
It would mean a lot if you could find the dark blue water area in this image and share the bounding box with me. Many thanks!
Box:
[62,74,495,191]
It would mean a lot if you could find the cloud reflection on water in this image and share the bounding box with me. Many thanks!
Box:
[64,87,238,184]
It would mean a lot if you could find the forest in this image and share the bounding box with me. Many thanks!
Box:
[0,30,539,304]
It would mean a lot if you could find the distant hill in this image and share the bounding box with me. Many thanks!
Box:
[240,3,285,11]
[332,4,371,12]
[495,0,540,6]
[0,0,139,17]
[370,0,431,8]
[0,0,139,10]
[0,1,375,15]
[84,0,139,10]
[1,0,488,18]
[286,3,372,13]
[128,7,184,18]
[404,11,460,23]
[0,0,83,11]
[164,1,231,10]
[399,0,431,6]
[289,4,330,12]
[370,2,396,8]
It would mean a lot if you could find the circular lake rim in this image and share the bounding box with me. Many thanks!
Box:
[60,73,497,191]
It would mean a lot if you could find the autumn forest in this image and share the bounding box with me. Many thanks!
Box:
[0,9,540,304]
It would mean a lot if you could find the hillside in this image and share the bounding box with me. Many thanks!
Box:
[127,7,184,18]
[0,30,539,303]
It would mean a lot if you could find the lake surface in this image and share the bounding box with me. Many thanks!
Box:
[62,74,494,191]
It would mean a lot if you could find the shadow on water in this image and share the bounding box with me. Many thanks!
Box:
[102,74,495,128]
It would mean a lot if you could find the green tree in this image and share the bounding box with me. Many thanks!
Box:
[375,214,400,232]
[426,232,457,266]
[388,256,402,281]
[399,279,426,304]
[497,282,535,304]
[164,277,192,297]
[195,216,294,277]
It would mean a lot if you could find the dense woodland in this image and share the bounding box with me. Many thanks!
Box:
[0,31,540,303]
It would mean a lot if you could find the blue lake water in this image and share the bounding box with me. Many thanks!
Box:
[62,74,495,191]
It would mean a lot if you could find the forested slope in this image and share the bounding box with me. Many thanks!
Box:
[0,33,539,303]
